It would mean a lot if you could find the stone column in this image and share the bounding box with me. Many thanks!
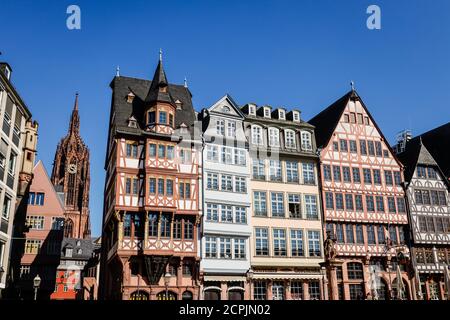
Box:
[267,280,273,300]
[303,281,310,300]
[221,282,228,300]
[285,280,292,300]
[177,258,183,287]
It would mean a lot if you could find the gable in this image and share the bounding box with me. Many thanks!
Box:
[208,95,243,119]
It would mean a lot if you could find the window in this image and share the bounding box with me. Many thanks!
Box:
[397,197,406,212]
[286,161,298,183]
[28,192,45,206]
[2,195,11,219]
[126,143,138,158]
[184,218,194,240]
[272,282,285,300]
[255,228,269,256]
[271,192,284,217]
[377,226,385,244]
[336,224,344,243]
[385,171,393,185]
[206,204,219,222]
[367,225,376,244]
[301,131,312,151]
[169,114,174,127]
[221,147,233,164]
[375,141,383,157]
[333,166,341,182]
[206,145,219,162]
[226,121,236,137]
[376,196,385,212]
[26,216,44,230]
[148,213,158,237]
[207,173,219,190]
[251,126,263,145]
[264,108,271,118]
[123,214,131,237]
[290,229,304,256]
[234,238,246,259]
[167,146,174,160]
[352,168,361,183]
[431,190,439,205]
[205,237,217,258]
[423,190,431,205]
[355,195,363,211]
[373,169,381,184]
[279,110,285,120]
[254,192,267,216]
[234,149,246,166]
[389,226,398,245]
[254,281,267,300]
[158,178,164,195]
[345,194,354,211]
[427,167,437,179]
[415,189,423,205]
[387,197,396,213]
[268,128,280,147]
[8,151,17,175]
[302,163,315,184]
[235,207,247,224]
[235,177,247,193]
[158,145,166,158]
[221,205,233,222]
[309,281,321,300]
[308,231,321,257]
[166,180,173,196]
[356,225,364,244]
[285,130,296,149]
[160,215,171,238]
[335,193,344,210]
[363,168,372,184]
[323,165,332,181]
[438,191,447,206]
[219,238,232,259]
[305,195,318,219]
[394,172,402,185]
[24,240,42,254]
[273,229,287,256]
[252,159,265,180]
[340,139,348,152]
[366,195,375,212]
[290,281,303,300]
[221,175,233,191]
[347,263,363,280]
[367,141,375,156]
[325,192,334,209]
[359,140,367,155]
[180,148,192,164]
[51,217,65,230]
[148,111,156,124]
[349,284,364,300]
[288,194,301,218]
[342,166,351,183]
[159,111,167,124]
[333,142,339,151]
[269,160,282,181]
[149,143,156,157]
[349,140,357,153]
[346,224,355,243]
[417,166,426,178]
[293,112,300,122]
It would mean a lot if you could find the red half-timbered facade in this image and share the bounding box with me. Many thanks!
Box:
[310,89,414,300]
[100,57,201,300]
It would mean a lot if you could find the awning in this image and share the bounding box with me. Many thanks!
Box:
[252,273,322,280]
[203,275,247,282]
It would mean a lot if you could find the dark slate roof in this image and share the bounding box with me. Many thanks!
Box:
[145,60,174,105]
[413,122,450,180]
[61,237,96,260]
[308,90,355,148]
[109,75,196,137]
[397,138,439,183]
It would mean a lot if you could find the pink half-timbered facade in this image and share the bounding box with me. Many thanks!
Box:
[100,57,201,300]
[310,89,414,300]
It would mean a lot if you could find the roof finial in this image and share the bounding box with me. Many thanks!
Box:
[116,66,120,77]
[159,48,163,62]
[184,76,188,88]
[74,92,79,111]
[350,80,355,91]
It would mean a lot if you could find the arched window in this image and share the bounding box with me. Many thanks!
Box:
[64,219,73,238]
[228,289,244,300]
[204,288,221,300]
[130,291,149,300]
[251,125,263,145]
[66,160,77,206]
[268,127,280,147]
[156,291,177,300]
[182,291,193,300]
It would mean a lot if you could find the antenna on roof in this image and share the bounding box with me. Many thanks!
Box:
[350,80,355,91]
[184,76,188,88]
[159,48,163,62]
[116,66,120,77]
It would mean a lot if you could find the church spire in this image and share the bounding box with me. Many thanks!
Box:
[69,92,80,136]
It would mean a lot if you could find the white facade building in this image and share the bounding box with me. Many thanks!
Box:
[199,95,252,300]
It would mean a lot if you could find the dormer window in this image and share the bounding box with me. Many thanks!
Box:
[77,249,82,254]
[249,105,256,116]
[128,116,138,128]
[293,111,300,122]
[76,240,81,246]
[127,92,135,104]
[175,99,182,110]
[65,247,73,258]
[279,110,285,120]
[285,130,296,149]
[264,108,271,118]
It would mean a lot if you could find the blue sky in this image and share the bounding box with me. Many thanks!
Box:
[2,0,450,236]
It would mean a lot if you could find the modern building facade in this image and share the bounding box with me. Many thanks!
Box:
[310,89,413,300]
[51,94,91,239]
[10,161,65,300]
[397,138,450,300]
[242,103,325,300]
[0,62,36,298]
[199,95,252,300]
[100,57,202,300]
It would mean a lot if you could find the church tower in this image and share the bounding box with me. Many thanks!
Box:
[51,93,91,239]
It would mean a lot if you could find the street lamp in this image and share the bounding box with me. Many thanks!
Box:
[33,274,41,301]
[164,272,171,300]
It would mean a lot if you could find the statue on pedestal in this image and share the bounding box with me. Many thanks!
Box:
[324,231,337,260]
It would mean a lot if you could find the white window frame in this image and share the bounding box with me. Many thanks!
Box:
[301,131,312,151]
[227,121,236,137]
[251,125,264,145]
[268,127,280,147]
[285,130,296,149]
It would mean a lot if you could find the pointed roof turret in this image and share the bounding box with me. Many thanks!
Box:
[69,92,80,136]
[145,51,174,105]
